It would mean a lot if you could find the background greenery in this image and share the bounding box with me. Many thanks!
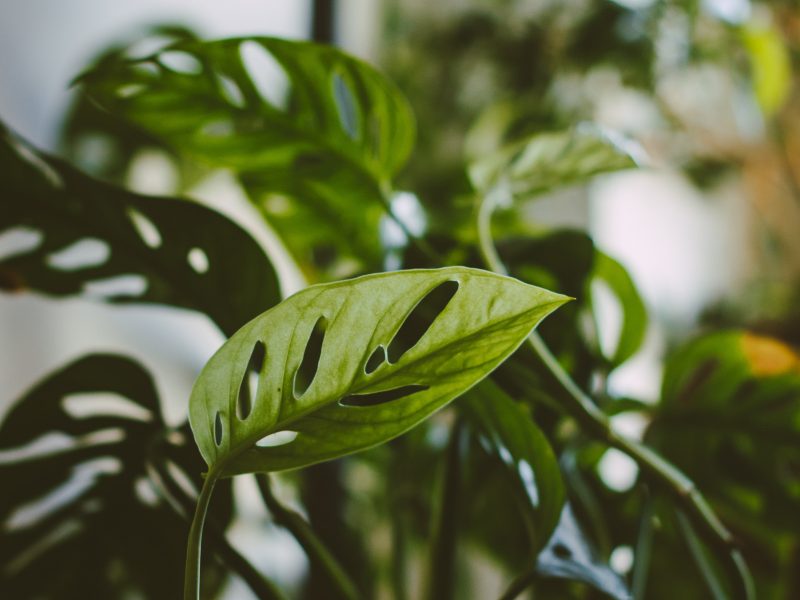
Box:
[1,0,799,598]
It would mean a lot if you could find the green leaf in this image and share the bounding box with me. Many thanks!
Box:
[591,251,647,367]
[190,267,568,476]
[77,36,416,269]
[0,354,230,598]
[0,121,280,336]
[460,380,565,552]
[651,330,800,536]
[468,124,639,201]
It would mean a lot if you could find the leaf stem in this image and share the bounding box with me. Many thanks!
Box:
[184,469,220,600]
[149,454,285,600]
[255,475,361,600]
[476,194,755,600]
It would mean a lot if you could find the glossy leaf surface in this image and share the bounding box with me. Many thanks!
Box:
[0,122,279,335]
[0,355,229,598]
[190,267,568,475]
[78,37,416,268]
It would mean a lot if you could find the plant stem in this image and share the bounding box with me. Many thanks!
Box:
[184,469,220,600]
[476,195,755,600]
[256,475,361,600]
[425,419,465,600]
[149,455,285,600]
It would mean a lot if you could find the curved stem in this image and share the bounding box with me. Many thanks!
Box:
[477,195,755,600]
[184,469,220,600]
[148,455,284,600]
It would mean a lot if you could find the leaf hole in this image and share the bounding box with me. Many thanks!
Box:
[127,207,163,248]
[8,136,64,187]
[116,83,146,98]
[214,412,223,446]
[340,384,429,408]
[61,393,152,422]
[365,345,386,374]
[0,227,43,261]
[255,430,298,448]
[200,119,235,138]
[552,543,572,559]
[216,74,246,108]
[294,317,327,398]
[238,341,265,420]
[82,274,147,299]
[4,456,122,531]
[46,238,110,271]
[332,72,359,139]
[134,477,160,507]
[188,247,209,274]
[157,50,202,74]
[388,280,460,363]
[239,40,290,109]
[165,459,198,498]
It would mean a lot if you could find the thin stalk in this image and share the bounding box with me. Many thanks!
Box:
[631,497,655,599]
[675,509,727,600]
[425,419,465,600]
[184,469,220,600]
[477,195,755,600]
[256,475,360,600]
[148,457,285,600]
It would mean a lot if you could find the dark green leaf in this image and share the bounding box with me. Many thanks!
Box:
[651,330,800,536]
[77,37,416,269]
[190,267,568,475]
[0,355,228,598]
[460,380,564,552]
[0,122,280,335]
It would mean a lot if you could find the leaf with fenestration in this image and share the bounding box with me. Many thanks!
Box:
[469,124,640,202]
[0,121,280,335]
[77,36,416,269]
[190,267,568,475]
[461,380,565,552]
[0,354,231,598]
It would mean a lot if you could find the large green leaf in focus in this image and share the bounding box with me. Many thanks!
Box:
[77,37,416,269]
[0,355,231,599]
[0,122,279,336]
[468,124,639,202]
[461,380,565,552]
[190,267,568,475]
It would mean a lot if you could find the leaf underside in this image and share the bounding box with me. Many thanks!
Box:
[190,267,568,475]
